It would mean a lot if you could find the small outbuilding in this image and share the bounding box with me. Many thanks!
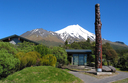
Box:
[66,49,92,66]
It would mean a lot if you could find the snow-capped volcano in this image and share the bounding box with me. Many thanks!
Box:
[21,24,96,45]
[55,24,95,41]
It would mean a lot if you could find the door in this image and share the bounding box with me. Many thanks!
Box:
[73,54,78,65]
[84,54,87,65]
[79,54,84,65]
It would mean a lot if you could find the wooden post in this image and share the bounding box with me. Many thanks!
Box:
[95,4,102,72]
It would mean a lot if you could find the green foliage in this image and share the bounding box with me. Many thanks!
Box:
[102,43,113,55]
[15,51,41,69]
[65,40,68,45]
[17,41,36,53]
[102,54,106,59]
[86,38,90,43]
[111,44,128,51]
[40,54,57,67]
[102,43,118,66]
[70,42,82,49]
[0,42,17,55]
[63,41,94,54]
[105,49,118,59]
[102,59,108,66]
[116,48,128,56]
[51,46,68,66]
[25,51,41,66]
[0,42,20,78]
[117,53,128,69]
[90,55,95,62]
[15,52,27,69]
[35,44,51,57]
[0,53,20,78]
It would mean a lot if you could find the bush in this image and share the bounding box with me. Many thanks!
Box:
[51,46,68,66]
[15,51,41,69]
[15,52,27,69]
[0,52,20,78]
[102,60,108,66]
[117,53,128,69]
[0,42,17,55]
[35,44,51,57]
[26,51,41,66]
[0,42,20,78]
[40,54,57,67]
[17,41,36,53]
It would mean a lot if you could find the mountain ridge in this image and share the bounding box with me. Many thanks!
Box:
[20,24,128,48]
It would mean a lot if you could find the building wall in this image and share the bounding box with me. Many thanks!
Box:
[67,53,91,66]
[9,38,21,45]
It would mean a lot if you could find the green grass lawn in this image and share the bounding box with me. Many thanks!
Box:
[0,66,83,83]
[112,78,128,83]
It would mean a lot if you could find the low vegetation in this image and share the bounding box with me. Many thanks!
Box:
[112,78,128,83]
[0,66,83,83]
[0,41,68,79]
[0,42,20,78]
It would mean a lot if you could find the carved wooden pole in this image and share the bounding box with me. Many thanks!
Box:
[95,4,102,72]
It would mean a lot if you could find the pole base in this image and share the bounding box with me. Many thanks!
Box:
[97,68,102,72]
[96,72,112,75]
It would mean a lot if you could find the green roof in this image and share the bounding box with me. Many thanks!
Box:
[65,49,92,53]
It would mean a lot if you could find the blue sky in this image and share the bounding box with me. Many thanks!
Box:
[0,0,128,45]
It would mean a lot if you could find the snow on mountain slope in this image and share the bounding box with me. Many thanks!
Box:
[55,24,95,41]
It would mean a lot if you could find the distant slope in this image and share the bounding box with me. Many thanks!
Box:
[21,28,64,46]
[102,39,128,50]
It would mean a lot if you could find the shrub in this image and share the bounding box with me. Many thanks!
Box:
[0,52,20,78]
[102,43,118,66]
[26,51,41,66]
[51,46,68,66]
[0,42,17,55]
[102,60,108,66]
[15,51,41,69]
[17,41,36,53]
[117,53,128,69]
[15,52,27,69]
[40,54,57,67]
[35,44,51,57]
[0,42,20,78]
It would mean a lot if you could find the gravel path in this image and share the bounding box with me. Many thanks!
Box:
[69,70,128,83]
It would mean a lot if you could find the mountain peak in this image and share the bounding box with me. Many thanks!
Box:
[56,24,83,33]
[55,24,95,41]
